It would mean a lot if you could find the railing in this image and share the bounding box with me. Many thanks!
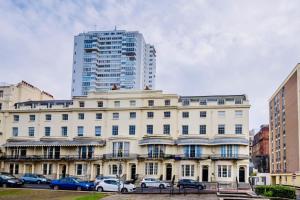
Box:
[174,154,210,160]
[138,153,174,160]
[103,153,137,160]
[210,154,249,160]
[0,155,103,161]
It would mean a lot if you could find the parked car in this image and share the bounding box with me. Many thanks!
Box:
[94,175,117,185]
[50,177,94,191]
[177,179,206,190]
[140,178,170,189]
[0,174,24,187]
[21,173,51,184]
[95,178,136,192]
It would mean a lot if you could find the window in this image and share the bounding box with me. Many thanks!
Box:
[148,100,154,106]
[97,101,103,107]
[164,111,171,118]
[147,112,154,118]
[147,125,153,134]
[129,112,136,119]
[145,163,158,175]
[235,124,243,134]
[44,127,51,136]
[183,145,202,158]
[96,113,102,120]
[112,125,118,135]
[43,163,52,175]
[62,114,68,120]
[220,145,238,158]
[148,145,165,158]
[78,146,94,159]
[163,124,170,134]
[218,111,225,117]
[0,90,3,98]
[181,165,194,177]
[235,110,243,117]
[199,125,206,134]
[95,126,101,136]
[13,115,19,122]
[78,113,84,120]
[109,164,122,175]
[112,142,129,157]
[61,127,68,137]
[218,165,231,178]
[200,100,207,105]
[29,115,35,121]
[28,127,35,136]
[76,164,87,176]
[218,124,225,134]
[200,111,206,118]
[130,100,136,107]
[45,114,51,121]
[129,125,135,135]
[165,99,170,106]
[114,101,120,107]
[235,99,242,104]
[218,99,225,105]
[0,103,2,110]
[9,163,19,175]
[182,125,189,135]
[77,126,84,136]
[182,99,190,106]
[113,113,119,120]
[12,127,18,137]
[182,112,189,118]
[79,101,85,107]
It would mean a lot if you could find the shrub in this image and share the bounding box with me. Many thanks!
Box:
[255,185,296,199]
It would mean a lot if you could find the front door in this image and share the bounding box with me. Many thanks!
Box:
[166,164,172,181]
[60,164,67,178]
[131,164,136,180]
[202,166,208,182]
[239,167,245,182]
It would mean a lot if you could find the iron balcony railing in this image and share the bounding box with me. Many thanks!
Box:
[0,155,103,161]
[174,154,210,160]
[138,153,174,160]
[103,151,138,160]
[210,154,249,160]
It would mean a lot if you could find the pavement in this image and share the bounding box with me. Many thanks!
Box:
[102,194,218,200]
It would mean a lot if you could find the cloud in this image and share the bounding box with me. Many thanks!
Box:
[0,0,300,130]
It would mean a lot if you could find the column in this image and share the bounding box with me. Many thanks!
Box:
[90,163,94,180]
[56,164,60,179]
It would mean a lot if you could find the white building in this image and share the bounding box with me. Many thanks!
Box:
[0,87,250,183]
[71,29,156,96]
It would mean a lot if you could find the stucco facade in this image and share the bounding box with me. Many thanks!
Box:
[0,89,250,183]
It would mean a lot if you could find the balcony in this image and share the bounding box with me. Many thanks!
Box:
[103,152,137,160]
[138,153,174,160]
[0,155,103,161]
[210,154,249,160]
[174,154,209,160]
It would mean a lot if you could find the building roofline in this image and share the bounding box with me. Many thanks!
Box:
[269,63,300,101]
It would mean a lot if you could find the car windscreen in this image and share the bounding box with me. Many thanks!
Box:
[37,175,46,178]
[73,177,84,183]
[0,175,15,180]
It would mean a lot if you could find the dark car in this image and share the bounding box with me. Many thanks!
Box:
[21,173,51,184]
[0,174,24,187]
[177,179,206,190]
[50,177,94,191]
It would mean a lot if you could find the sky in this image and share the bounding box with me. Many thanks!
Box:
[0,0,299,131]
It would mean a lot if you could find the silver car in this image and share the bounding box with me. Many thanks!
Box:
[140,178,170,189]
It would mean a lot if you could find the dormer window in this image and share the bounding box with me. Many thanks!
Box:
[182,99,190,106]
[79,101,85,107]
[218,99,225,105]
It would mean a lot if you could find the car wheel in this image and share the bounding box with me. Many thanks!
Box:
[121,188,128,193]
[159,184,165,189]
[141,183,146,188]
[97,187,103,192]
[2,183,7,188]
[77,186,82,191]
[37,180,41,184]
[53,185,59,190]
[198,185,203,190]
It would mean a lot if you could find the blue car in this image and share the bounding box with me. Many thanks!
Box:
[50,177,94,191]
[21,173,51,184]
